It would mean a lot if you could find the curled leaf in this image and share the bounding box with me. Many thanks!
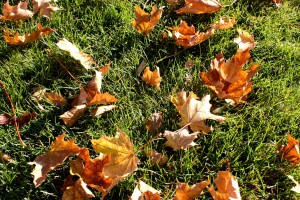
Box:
[173,181,210,200]
[164,127,198,150]
[145,149,168,166]
[91,105,117,118]
[60,105,88,127]
[131,180,161,200]
[210,17,236,30]
[1,0,34,21]
[176,0,222,14]
[277,134,300,166]
[142,67,161,90]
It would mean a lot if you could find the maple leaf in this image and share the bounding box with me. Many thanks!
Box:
[141,67,161,90]
[169,20,215,48]
[132,5,164,36]
[130,180,161,200]
[62,178,95,200]
[91,105,117,118]
[0,0,34,21]
[176,0,222,14]
[32,0,59,18]
[145,112,163,133]
[164,127,198,150]
[87,92,118,106]
[145,149,168,166]
[172,181,210,200]
[210,17,236,30]
[57,38,96,70]
[277,134,300,166]
[28,133,81,187]
[171,91,226,133]
[3,24,54,45]
[44,92,68,107]
[208,171,241,200]
[69,148,112,192]
[287,175,300,193]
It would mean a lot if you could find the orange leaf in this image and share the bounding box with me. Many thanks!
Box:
[131,180,161,200]
[28,133,81,187]
[176,0,222,14]
[164,127,198,150]
[0,0,34,21]
[141,67,161,90]
[44,92,68,107]
[3,24,53,45]
[210,17,236,30]
[172,181,210,200]
[87,92,118,105]
[277,134,300,166]
[132,5,164,36]
[32,0,59,18]
[208,171,241,200]
[60,105,88,127]
[98,62,111,77]
[62,178,95,200]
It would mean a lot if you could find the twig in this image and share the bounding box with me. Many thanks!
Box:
[46,49,83,86]
[155,49,186,64]
[0,81,26,147]
[136,133,162,153]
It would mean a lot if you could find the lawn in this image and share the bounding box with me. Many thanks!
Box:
[0,0,300,199]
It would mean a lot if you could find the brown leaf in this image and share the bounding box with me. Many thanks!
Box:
[70,148,112,192]
[210,17,236,30]
[32,0,59,18]
[132,5,164,36]
[176,0,222,14]
[145,149,168,166]
[172,181,210,200]
[169,20,215,48]
[0,0,34,21]
[28,133,81,187]
[142,67,161,90]
[71,88,88,107]
[208,171,241,200]
[57,38,95,70]
[17,112,37,127]
[62,178,95,200]
[44,92,68,107]
[91,105,117,118]
[131,180,161,200]
[0,152,14,163]
[164,127,198,150]
[60,105,88,127]
[0,114,11,125]
[4,24,53,45]
[146,112,163,133]
[172,91,226,133]
[277,134,300,166]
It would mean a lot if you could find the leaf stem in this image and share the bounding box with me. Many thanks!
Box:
[0,81,26,147]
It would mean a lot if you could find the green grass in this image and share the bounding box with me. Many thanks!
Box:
[0,0,300,199]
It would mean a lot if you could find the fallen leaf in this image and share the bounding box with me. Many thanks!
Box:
[287,175,300,193]
[91,105,117,117]
[167,0,179,7]
[145,149,168,166]
[172,91,226,133]
[142,67,161,90]
[87,70,103,94]
[132,5,164,36]
[146,112,163,133]
[277,134,300,166]
[185,59,195,69]
[172,181,210,200]
[210,17,236,30]
[164,127,198,150]
[233,29,255,52]
[131,180,161,200]
[176,0,222,14]
[71,88,88,107]
[0,0,34,21]
[62,178,95,200]
[57,38,95,70]
[44,92,68,107]
[0,112,36,127]
[169,20,215,48]
[0,114,11,125]
[87,92,118,106]
[28,133,81,187]
[273,0,282,7]
[32,0,59,18]
[60,105,88,127]
[32,88,46,102]
[70,148,112,192]
[208,171,241,200]
[91,129,139,178]
[98,62,111,77]
[3,24,54,45]
[0,152,14,163]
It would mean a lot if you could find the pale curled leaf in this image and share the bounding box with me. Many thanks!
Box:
[164,127,198,150]
[211,17,236,30]
[131,180,161,200]
[1,0,34,21]
[62,178,95,200]
[173,181,210,200]
[0,152,14,163]
[60,105,88,127]
[91,105,116,117]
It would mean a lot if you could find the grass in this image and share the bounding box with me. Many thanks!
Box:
[0,0,300,199]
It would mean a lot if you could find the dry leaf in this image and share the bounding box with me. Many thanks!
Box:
[173,181,210,200]
[142,67,161,90]
[210,17,236,30]
[87,92,118,106]
[98,62,111,77]
[277,134,300,166]
[176,0,222,14]
[233,30,255,52]
[69,148,112,192]
[164,127,198,150]
[57,38,95,70]
[62,178,95,200]
[71,88,88,107]
[169,20,215,48]
[132,5,164,36]
[172,91,226,133]
[3,24,54,45]
[91,105,117,117]
[146,149,168,166]
[146,112,163,133]
[44,92,68,107]
[287,175,300,193]
[0,114,11,125]
[131,180,161,200]
[0,152,14,163]
[0,0,34,21]
[32,0,59,18]
[0,112,36,127]
[60,105,88,127]
[28,133,81,187]
[185,59,195,69]
[91,129,139,178]
[273,0,282,7]
[167,0,179,7]
[208,171,241,200]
